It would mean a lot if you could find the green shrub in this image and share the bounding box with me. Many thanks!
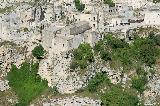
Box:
[23,27,29,32]
[104,0,115,7]
[71,43,94,69]
[153,34,160,46]
[94,34,160,71]
[32,44,45,59]
[104,35,129,49]
[87,72,110,92]
[153,0,160,3]
[74,0,85,12]
[100,50,111,61]
[132,37,159,66]
[70,60,79,70]
[131,76,147,93]
[136,67,147,76]
[94,40,104,54]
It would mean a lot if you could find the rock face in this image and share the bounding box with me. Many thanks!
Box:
[0,43,26,79]
[38,52,96,94]
[144,73,160,105]
[38,51,125,94]
[101,67,122,84]
[0,80,9,91]
[42,96,101,106]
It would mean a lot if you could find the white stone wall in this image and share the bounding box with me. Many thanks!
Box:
[113,0,147,9]
[20,8,33,24]
[52,36,69,53]
[69,13,99,31]
[111,17,122,26]
[38,58,55,87]
[0,16,2,36]
[54,1,63,21]
[44,5,54,22]
[52,34,84,54]
[68,34,84,50]
[98,10,105,33]
[84,4,93,12]
[43,96,101,106]
[74,14,92,23]
[81,0,92,4]
[84,30,100,47]
[144,11,160,26]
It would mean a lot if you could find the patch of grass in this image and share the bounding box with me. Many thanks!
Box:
[101,85,139,106]
[0,6,14,14]
[131,76,147,93]
[7,62,48,105]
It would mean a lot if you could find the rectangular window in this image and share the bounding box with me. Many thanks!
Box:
[93,24,95,27]
[93,17,95,20]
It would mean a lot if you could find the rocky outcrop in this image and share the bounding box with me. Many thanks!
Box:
[0,80,9,91]
[42,96,101,106]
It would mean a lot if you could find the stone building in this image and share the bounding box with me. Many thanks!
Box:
[41,21,101,54]
[144,6,160,26]
[52,21,91,53]
[113,0,147,9]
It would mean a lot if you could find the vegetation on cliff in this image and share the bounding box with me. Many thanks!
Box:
[94,34,160,71]
[7,62,48,105]
[32,44,45,59]
[70,43,94,69]
[85,72,140,106]
[104,0,115,7]
[74,0,85,12]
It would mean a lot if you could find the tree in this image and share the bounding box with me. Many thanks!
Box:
[32,44,45,59]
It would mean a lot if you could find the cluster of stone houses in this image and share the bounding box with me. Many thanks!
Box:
[1,0,160,53]
[45,0,160,53]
